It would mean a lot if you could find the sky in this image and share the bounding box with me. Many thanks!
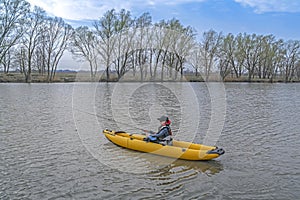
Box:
[26,0,300,69]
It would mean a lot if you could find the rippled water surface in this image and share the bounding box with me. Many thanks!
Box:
[1,82,299,199]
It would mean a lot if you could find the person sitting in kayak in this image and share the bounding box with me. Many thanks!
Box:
[144,116,173,145]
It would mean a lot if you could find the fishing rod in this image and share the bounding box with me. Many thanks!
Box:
[72,107,151,134]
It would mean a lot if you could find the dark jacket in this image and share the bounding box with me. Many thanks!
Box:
[153,126,171,140]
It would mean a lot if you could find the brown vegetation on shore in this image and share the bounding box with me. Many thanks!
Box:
[1,71,299,83]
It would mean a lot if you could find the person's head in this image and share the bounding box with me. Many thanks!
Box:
[157,115,171,126]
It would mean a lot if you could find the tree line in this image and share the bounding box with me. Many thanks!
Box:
[0,0,72,82]
[1,0,300,82]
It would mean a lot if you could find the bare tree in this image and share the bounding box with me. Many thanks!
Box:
[1,47,13,73]
[188,43,202,76]
[269,39,285,82]
[134,12,152,80]
[0,0,29,71]
[152,24,168,80]
[70,26,98,80]
[94,9,117,81]
[283,40,300,82]
[296,61,300,80]
[200,30,223,81]
[113,9,135,80]
[156,21,173,80]
[19,6,45,82]
[257,35,271,79]
[170,24,196,79]
[218,33,236,80]
[44,17,73,82]
[238,33,263,81]
[233,33,247,78]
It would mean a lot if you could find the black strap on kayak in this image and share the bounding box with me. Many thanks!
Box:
[114,131,126,134]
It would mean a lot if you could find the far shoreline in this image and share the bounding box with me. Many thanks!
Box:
[1,72,299,83]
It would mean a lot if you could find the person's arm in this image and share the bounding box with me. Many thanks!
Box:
[153,128,168,138]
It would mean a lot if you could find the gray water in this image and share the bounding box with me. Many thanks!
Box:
[0,82,299,199]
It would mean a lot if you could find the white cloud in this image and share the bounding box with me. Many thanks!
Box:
[235,0,300,13]
[27,0,207,21]
[26,0,300,21]
[27,0,133,20]
[146,0,206,6]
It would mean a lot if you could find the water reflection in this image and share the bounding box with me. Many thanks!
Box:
[147,156,223,176]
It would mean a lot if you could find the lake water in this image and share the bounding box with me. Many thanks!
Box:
[0,82,299,199]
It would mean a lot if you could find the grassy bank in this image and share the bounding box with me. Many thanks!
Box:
[0,72,80,83]
[1,72,299,83]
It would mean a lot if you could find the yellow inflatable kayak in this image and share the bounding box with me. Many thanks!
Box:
[102,129,225,161]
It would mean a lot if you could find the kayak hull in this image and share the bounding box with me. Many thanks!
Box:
[102,129,225,161]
